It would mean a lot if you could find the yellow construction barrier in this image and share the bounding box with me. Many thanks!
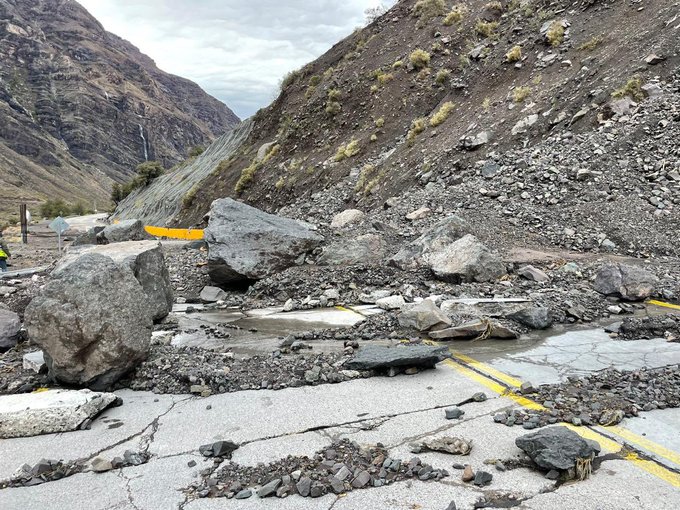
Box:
[144,226,204,240]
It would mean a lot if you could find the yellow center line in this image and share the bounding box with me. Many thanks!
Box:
[647,300,680,311]
[605,426,680,467]
[436,343,680,488]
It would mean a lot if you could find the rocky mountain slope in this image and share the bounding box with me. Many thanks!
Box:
[0,0,239,220]
[119,0,679,258]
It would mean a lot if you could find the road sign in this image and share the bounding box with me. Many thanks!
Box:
[49,216,70,252]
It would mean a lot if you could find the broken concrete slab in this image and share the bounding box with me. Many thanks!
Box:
[344,344,448,371]
[0,389,119,439]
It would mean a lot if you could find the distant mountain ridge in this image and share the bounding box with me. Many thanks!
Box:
[0,0,239,220]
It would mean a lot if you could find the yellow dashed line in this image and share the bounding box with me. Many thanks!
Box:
[438,346,680,488]
[647,300,680,311]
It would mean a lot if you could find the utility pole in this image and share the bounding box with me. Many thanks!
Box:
[19,204,28,244]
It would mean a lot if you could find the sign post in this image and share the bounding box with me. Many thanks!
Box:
[19,204,28,244]
[49,216,70,253]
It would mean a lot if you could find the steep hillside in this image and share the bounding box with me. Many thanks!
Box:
[0,0,239,219]
[117,0,679,257]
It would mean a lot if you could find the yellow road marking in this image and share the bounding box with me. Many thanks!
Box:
[438,345,680,487]
[451,351,523,388]
[647,300,680,311]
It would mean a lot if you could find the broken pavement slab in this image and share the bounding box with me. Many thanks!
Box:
[0,389,119,439]
[344,344,449,371]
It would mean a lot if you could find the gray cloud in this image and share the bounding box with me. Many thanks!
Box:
[78,0,396,119]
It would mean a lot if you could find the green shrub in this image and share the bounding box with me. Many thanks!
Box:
[435,68,451,85]
[611,76,644,101]
[546,21,565,46]
[355,164,377,192]
[188,146,205,157]
[135,161,164,186]
[475,20,499,38]
[413,0,447,21]
[578,36,603,51]
[443,5,466,25]
[374,117,385,128]
[406,117,427,144]
[234,145,280,194]
[410,49,431,70]
[334,139,361,162]
[513,86,531,103]
[506,45,522,62]
[430,101,455,127]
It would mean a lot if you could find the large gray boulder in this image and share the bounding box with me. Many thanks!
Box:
[426,234,506,283]
[25,253,153,389]
[317,234,386,266]
[390,215,470,270]
[593,263,658,301]
[345,344,448,370]
[0,308,21,351]
[0,389,118,439]
[57,241,173,321]
[516,426,601,472]
[100,219,153,244]
[204,198,323,284]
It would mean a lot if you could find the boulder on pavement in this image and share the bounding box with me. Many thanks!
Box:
[71,226,105,246]
[398,299,452,332]
[204,198,323,284]
[430,320,519,340]
[508,307,552,330]
[25,253,153,389]
[0,307,21,351]
[0,389,118,438]
[593,263,658,301]
[390,215,470,270]
[330,209,365,228]
[426,235,506,283]
[56,241,173,321]
[317,234,386,266]
[344,344,448,371]
[99,219,153,243]
[516,426,600,478]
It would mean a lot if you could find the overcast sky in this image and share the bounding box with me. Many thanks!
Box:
[78,0,395,119]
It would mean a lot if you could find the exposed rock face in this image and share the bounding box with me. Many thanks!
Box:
[515,426,601,472]
[593,263,658,301]
[204,198,323,285]
[57,241,173,321]
[0,308,21,351]
[390,216,470,270]
[317,234,386,266]
[100,220,153,244]
[25,253,153,389]
[344,344,448,370]
[0,389,118,439]
[0,0,239,218]
[427,235,507,283]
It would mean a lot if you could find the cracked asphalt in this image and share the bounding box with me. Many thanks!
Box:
[2,326,680,510]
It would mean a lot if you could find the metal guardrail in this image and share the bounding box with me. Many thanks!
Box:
[144,226,204,240]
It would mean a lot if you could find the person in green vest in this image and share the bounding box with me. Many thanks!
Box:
[0,232,10,272]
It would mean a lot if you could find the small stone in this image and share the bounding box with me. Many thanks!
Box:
[445,501,457,510]
[445,407,465,420]
[473,471,493,486]
[257,479,281,498]
[235,489,252,499]
[199,440,239,458]
[90,457,113,473]
[545,469,560,480]
[351,470,371,488]
[520,381,536,394]
[472,392,487,402]
[462,465,474,482]
[296,477,312,497]
[187,460,197,468]
[329,476,345,494]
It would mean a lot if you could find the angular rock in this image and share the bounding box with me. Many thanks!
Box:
[427,235,506,283]
[515,426,601,472]
[200,286,227,303]
[90,456,113,473]
[57,241,173,321]
[317,234,386,266]
[445,407,465,420]
[375,295,406,311]
[351,470,371,488]
[508,307,553,330]
[406,207,431,221]
[0,307,21,351]
[593,263,658,301]
[100,219,153,244]
[235,489,252,499]
[462,131,490,150]
[0,389,118,438]
[257,478,281,498]
[204,198,323,284]
[296,477,312,497]
[25,253,153,389]
[330,209,365,228]
[462,465,474,482]
[199,440,239,458]
[421,436,472,455]
[518,265,550,282]
[390,216,470,270]
[344,344,448,371]
[473,471,493,486]
[398,299,451,331]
